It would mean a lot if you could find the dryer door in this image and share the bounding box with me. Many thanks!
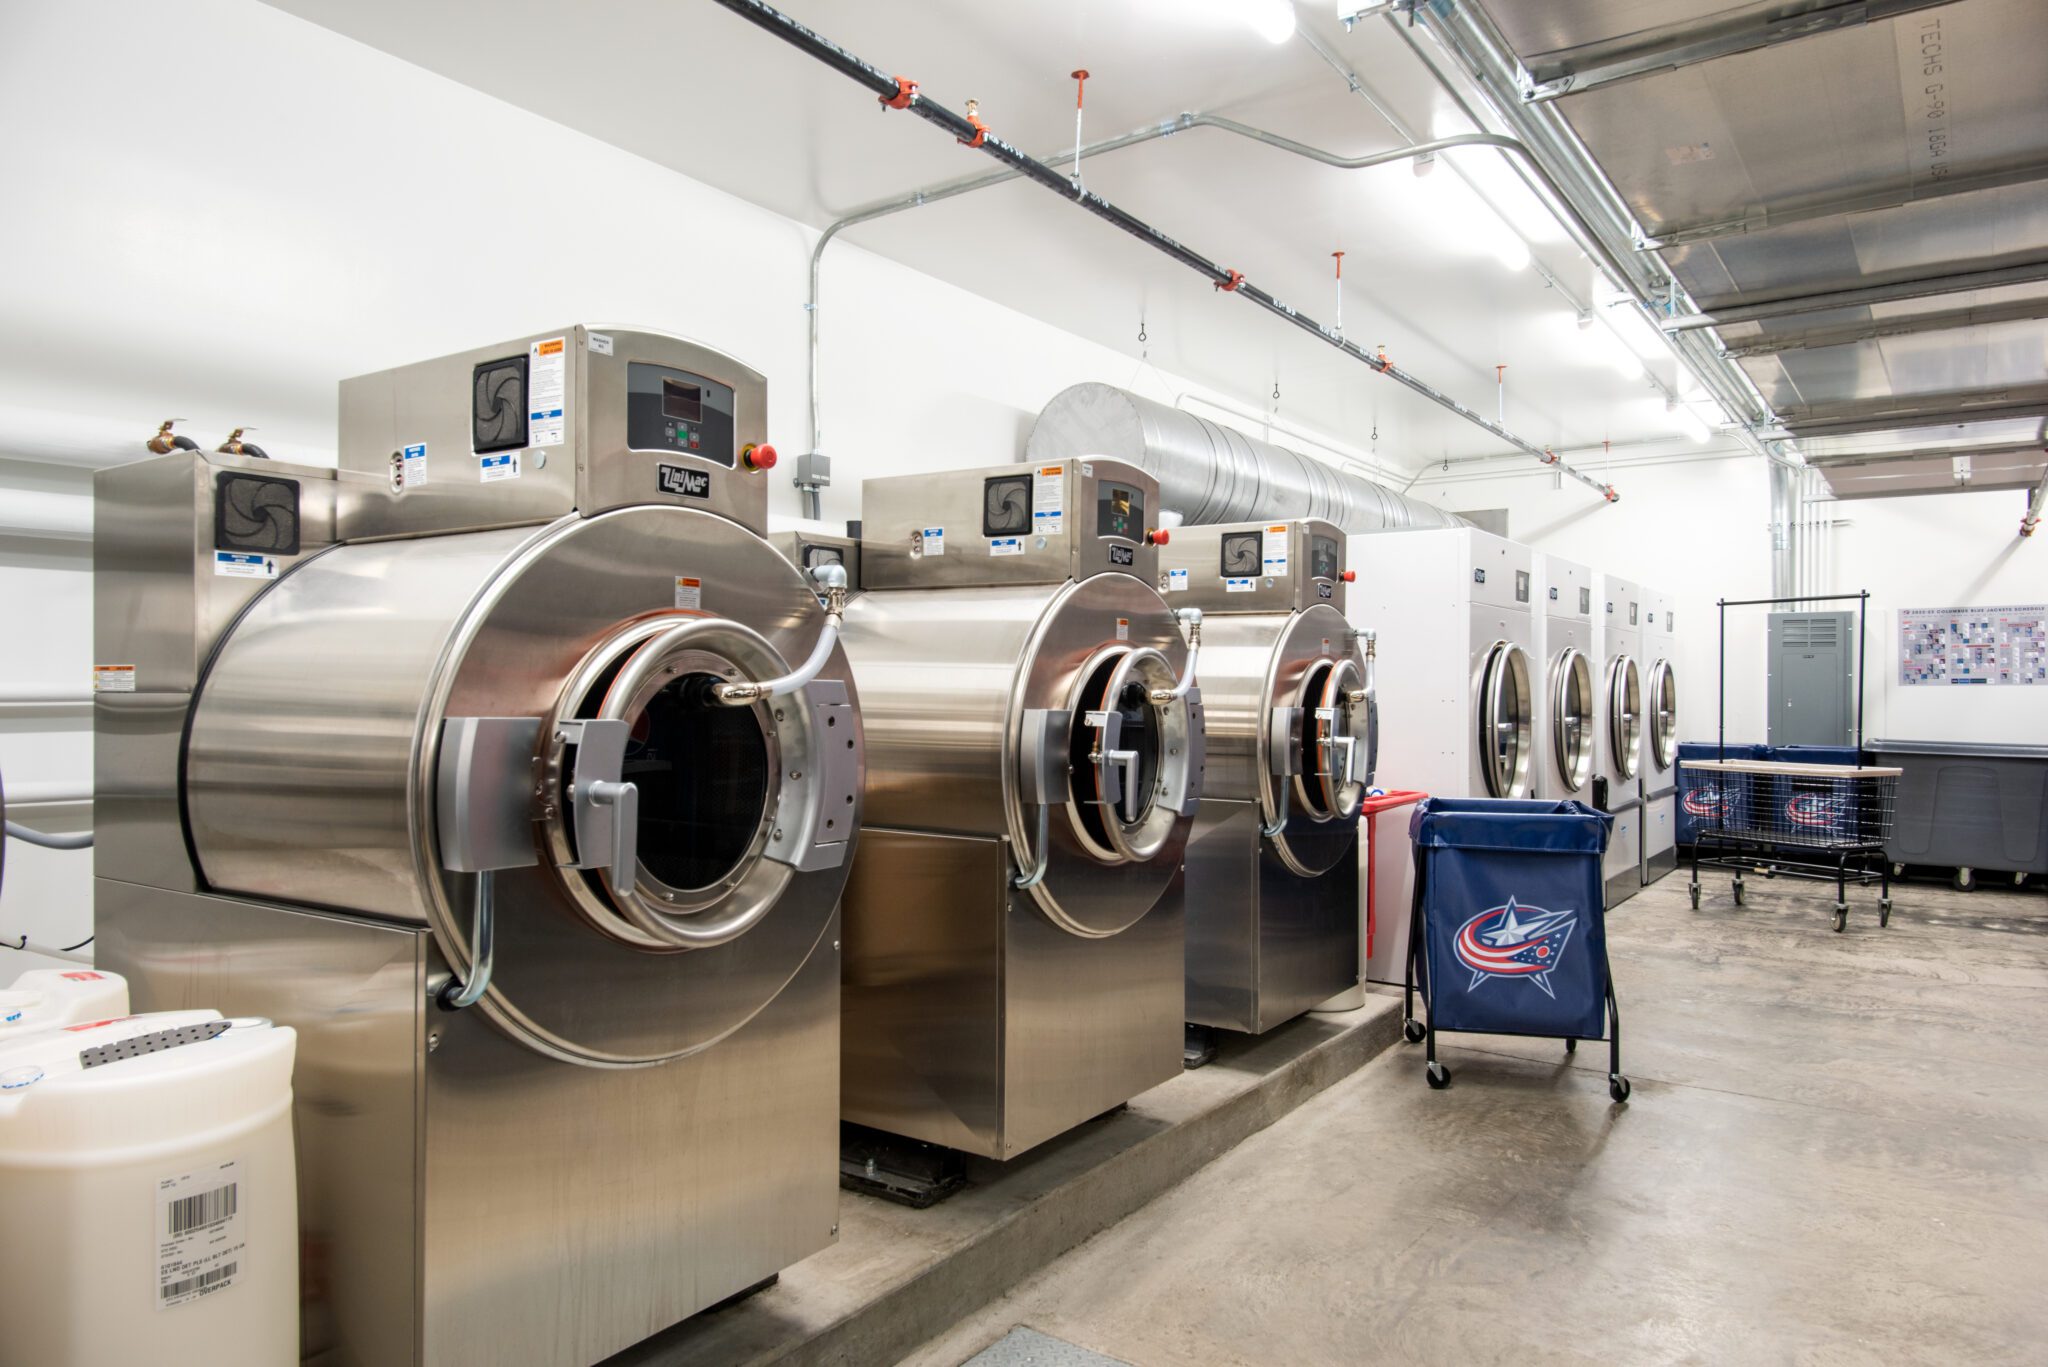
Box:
[1607,655,1643,781]
[1477,640,1534,799]
[1549,648,1594,793]
[1646,658,1678,773]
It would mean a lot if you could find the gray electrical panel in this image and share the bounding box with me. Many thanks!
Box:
[1767,611,1856,746]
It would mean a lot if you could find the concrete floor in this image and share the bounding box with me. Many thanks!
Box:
[904,869,2048,1367]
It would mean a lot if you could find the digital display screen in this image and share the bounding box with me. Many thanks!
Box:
[662,379,703,424]
[1097,482,1145,539]
[1311,535,1340,580]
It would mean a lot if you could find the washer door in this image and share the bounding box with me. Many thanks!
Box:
[1646,658,1678,772]
[1006,574,1198,939]
[1262,605,1368,877]
[190,504,860,1069]
[1549,647,1594,793]
[1607,654,1642,781]
[1476,640,1533,799]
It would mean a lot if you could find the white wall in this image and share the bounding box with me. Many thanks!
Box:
[1423,450,1775,744]
[3,0,1449,965]
[1424,450,2048,750]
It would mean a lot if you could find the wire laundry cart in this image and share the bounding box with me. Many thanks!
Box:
[1681,759,1900,932]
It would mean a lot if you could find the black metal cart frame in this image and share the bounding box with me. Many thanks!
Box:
[1695,590,1898,932]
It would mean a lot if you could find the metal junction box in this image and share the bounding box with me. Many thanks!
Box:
[1154,518,1348,614]
[338,324,772,540]
[858,458,1160,589]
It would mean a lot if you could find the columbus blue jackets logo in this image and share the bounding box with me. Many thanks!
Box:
[1784,792,1849,830]
[1682,784,1727,818]
[1453,896,1577,997]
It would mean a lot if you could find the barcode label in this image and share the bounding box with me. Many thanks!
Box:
[169,1183,238,1236]
[157,1157,247,1309]
[161,1262,237,1302]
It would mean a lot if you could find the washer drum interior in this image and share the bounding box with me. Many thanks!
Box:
[1188,604,1368,876]
[839,572,1200,937]
[183,504,862,1067]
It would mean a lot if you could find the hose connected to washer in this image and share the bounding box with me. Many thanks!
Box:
[713,563,850,706]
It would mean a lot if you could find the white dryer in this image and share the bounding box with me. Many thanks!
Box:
[1349,527,1536,984]
[1640,587,1681,883]
[1593,572,1645,908]
[1533,554,1599,802]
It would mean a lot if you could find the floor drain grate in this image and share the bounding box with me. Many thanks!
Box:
[959,1326,1134,1367]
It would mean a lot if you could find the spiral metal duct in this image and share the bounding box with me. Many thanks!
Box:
[1024,384,1468,533]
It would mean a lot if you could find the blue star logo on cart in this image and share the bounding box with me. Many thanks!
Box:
[1784,793,1848,830]
[1683,784,1728,818]
[1452,896,1578,997]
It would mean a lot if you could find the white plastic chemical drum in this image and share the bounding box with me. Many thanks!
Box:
[0,1009,298,1366]
[0,968,128,1037]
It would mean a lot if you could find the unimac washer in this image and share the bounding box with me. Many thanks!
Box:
[837,459,1202,1161]
[95,326,860,1367]
[1155,519,1367,1036]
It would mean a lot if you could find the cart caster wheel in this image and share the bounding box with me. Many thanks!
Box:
[1688,883,1700,909]
[1564,1037,1577,1054]
[1609,1075,1631,1104]
[1832,904,1848,933]
[1733,881,1746,907]
[1403,1018,1426,1044]
[1425,1061,1450,1090]
[1880,897,1892,927]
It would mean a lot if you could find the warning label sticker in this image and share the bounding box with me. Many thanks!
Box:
[480,452,520,483]
[1167,567,1189,592]
[674,576,703,611]
[990,537,1023,557]
[401,442,428,487]
[1225,577,1256,593]
[1034,466,1065,536]
[529,336,567,447]
[1262,525,1290,577]
[156,1157,246,1311]
[94,664,136,693]
[920,527,945,557]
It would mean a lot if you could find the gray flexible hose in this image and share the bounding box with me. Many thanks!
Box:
[5,821,93,851]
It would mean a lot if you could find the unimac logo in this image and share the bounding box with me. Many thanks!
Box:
[657,463,710,499]
[1318,582,1334,599]
[1108,544,1136,566]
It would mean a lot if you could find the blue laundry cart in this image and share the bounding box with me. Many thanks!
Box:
[1401,798,1629,1103]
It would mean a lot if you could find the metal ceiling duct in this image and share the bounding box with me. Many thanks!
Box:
[1024,384,1468,533]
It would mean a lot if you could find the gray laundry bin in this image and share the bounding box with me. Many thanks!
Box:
[1866,739,2048,885]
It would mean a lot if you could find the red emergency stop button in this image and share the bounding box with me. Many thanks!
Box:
[1147,528,1169,546]
[1341,570,1356,582]
[741,443,777,472]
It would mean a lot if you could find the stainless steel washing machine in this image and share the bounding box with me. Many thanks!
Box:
[93,326,860,1367]
[1155,520,1366,1035]
[837,459,1201,1160]
[1349,528,1536,984]
[1594,571,1645,908]
[1640,586,1681,883]
[1533,554,1597,802]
